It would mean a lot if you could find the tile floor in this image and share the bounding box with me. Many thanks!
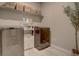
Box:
[24,34,71,56]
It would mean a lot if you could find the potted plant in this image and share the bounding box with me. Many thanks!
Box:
[64,2,79,55]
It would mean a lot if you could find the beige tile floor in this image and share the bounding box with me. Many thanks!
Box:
[24,34,71,56]
[24,47,70,56]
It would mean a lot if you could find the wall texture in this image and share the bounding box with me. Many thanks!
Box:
[41,2,77,51]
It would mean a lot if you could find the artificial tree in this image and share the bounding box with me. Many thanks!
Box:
[64,2,79,55]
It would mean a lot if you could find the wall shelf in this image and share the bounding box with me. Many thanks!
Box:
[0,5,43,22]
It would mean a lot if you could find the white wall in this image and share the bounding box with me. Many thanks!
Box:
[41,2,77,51]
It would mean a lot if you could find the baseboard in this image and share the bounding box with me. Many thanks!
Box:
[51,44,72,55]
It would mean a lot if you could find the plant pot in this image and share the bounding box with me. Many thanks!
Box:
[72,49,79,55]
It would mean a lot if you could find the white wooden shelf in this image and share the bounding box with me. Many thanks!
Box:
[0,6,43,22]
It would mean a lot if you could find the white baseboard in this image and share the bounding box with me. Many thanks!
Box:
[51,44,72,55]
